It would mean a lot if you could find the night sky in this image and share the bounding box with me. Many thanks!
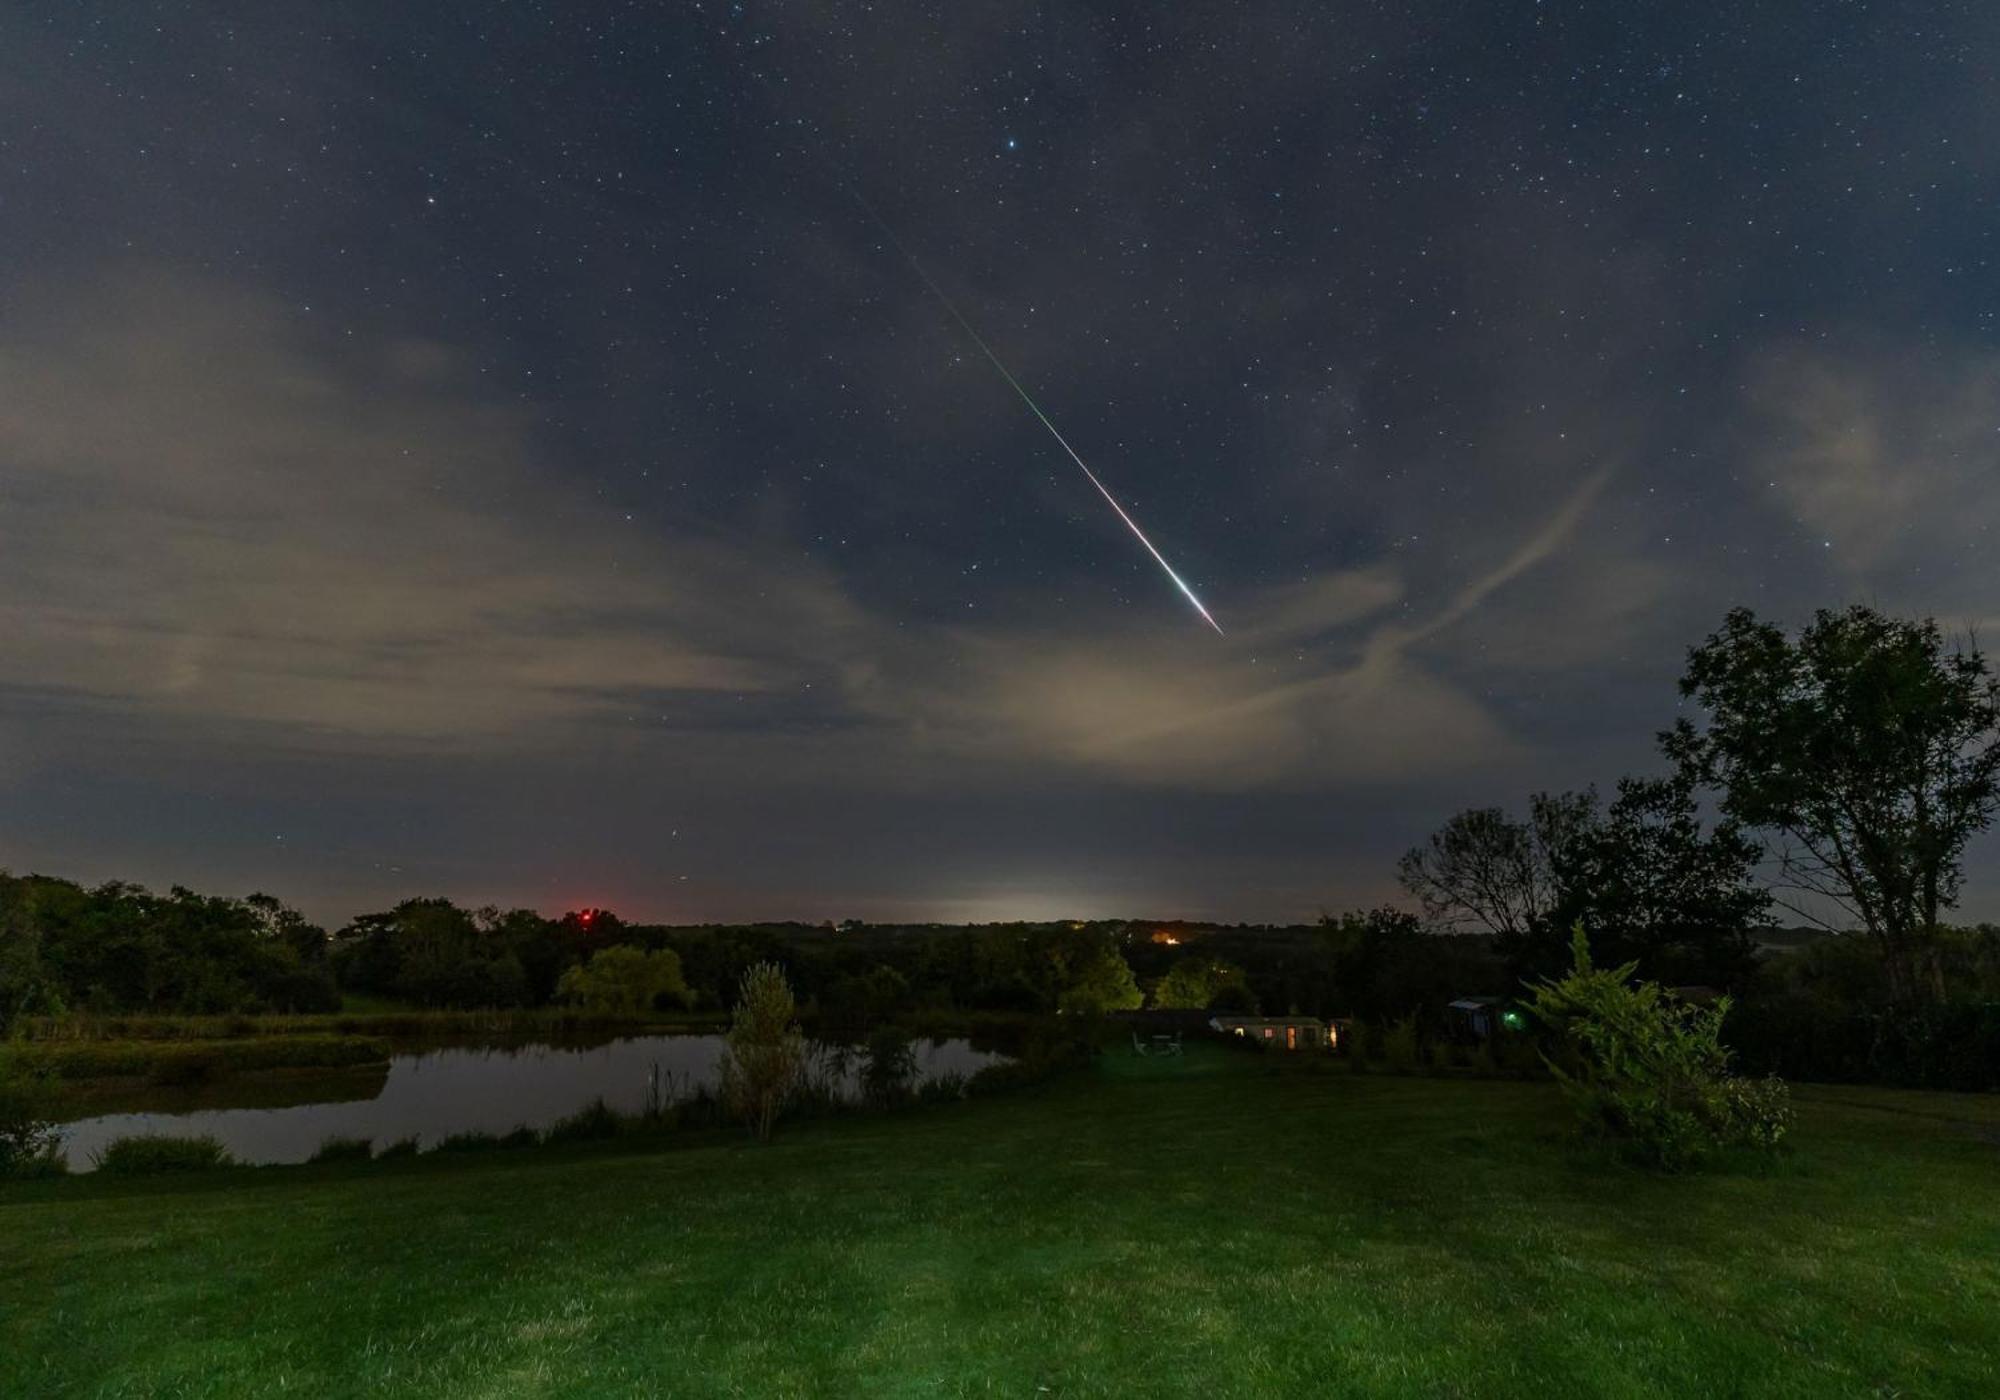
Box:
[4,4,1996,925]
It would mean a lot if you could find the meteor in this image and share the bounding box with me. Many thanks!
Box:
[850,193,1225,637]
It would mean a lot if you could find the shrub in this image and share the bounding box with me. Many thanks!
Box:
[1529,927,1790,1171]
[1427,1040,1456,1074]
[433,1131,505,1153]
[0,1071,63,1177]
[376,1137,419,1160]
[720,962,807,1141]
[1721,1075,1794,1150]
[555,946,693,1016]
[93,1134,233,1175]
[308,1136,373,1164]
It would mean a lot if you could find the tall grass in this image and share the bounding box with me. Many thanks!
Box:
[93,1134,234,1175]
[308,1136,374,1164]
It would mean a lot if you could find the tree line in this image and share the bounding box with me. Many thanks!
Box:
[4,604,1997,1086]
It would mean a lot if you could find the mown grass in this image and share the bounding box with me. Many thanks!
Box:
[2,1046,1996,1397]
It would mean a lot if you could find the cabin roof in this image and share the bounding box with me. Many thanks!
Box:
[1208,1015,1325,1028]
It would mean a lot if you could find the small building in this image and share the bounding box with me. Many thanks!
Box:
[1209,1015,1336,1051]
[1446,997,1525,1040]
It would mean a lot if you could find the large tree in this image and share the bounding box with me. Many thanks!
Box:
[1541,772,1770,987]
[1397,792,1598,939]
[1403,778,1767,988]
[1666,605,2000,1002]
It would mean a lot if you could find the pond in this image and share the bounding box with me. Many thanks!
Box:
[54,1035,1006,1172]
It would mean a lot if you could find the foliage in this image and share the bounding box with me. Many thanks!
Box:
[860,1026,917,1109]
[1397,804,1567,938]
[1405,778,1769,990]
[1318,907,1502,1032]
[817,965,914,1038]
[1148,957,1250,1010]
[1668,605,2000,1003]
[1055,947,1143,1016]
[93,1134,234,1175]
[332,899,533,1009]
[719,962,807,1141]
[0,1070,62,1177]
[1528,928,1790,1170]
[1728,993,2000,1091]
[1528,772,1770,986]
[964,1023,1095,1097]
[1381,1016,1421,1073]
[554,945,693,1015]
[0,872,333,1019]
[6,1034,388,1082]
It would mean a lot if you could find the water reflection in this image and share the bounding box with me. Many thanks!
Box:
[56,1035,1004,1171]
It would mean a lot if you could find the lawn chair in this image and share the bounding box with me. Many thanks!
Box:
[1131,1031,1151,1056]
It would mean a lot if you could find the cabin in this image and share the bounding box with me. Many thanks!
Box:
[1209,1015,1337,1051]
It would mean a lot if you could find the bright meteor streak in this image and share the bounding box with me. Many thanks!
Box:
[851,193,1225,636]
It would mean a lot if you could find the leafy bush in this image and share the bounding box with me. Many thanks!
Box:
[376,1137,419,1160]
[308,1136,373,1164]
[93,1134,233,1174]
[1720,1075,1794,1150]
[0,1071,63,1177]
[860,1028,917,1110]
[555,946,694,1016]
[1529,927,1790,1170]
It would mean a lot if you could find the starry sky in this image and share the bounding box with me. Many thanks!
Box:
[3,3,1997,925]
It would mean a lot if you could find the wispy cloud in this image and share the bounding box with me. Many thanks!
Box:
[0,268,865,746]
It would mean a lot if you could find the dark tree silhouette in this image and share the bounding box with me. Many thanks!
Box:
[1667,606,2000,1003]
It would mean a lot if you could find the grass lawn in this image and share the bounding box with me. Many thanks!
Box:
[4,1046,1997,1397]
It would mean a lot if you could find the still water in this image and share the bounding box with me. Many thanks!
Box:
[56,1035,1005,1171]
